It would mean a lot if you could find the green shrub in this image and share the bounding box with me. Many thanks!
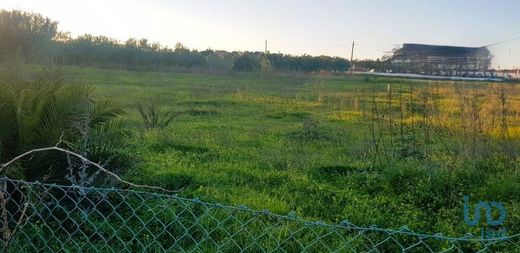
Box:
[0,68,131,184]
[136,103,178,129]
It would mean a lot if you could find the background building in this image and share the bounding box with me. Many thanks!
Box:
[390,44,492,76]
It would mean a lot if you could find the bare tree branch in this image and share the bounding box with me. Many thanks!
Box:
[0,147,182,193]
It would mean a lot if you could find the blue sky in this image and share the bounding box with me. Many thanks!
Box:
[1,0,519,67]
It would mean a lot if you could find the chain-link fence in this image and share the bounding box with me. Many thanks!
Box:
[0,177,518,252]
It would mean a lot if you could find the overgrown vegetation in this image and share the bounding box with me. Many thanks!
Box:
[52,65,519,237]
[0,68,133,184]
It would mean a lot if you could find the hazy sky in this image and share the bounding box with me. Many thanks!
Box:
[1,0,520,68]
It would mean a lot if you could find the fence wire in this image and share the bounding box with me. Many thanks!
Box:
[0,177,518,253]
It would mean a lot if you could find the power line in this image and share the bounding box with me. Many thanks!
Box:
[268,36,520,52]
[483,36,520,47]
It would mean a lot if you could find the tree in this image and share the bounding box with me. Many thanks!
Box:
[232,54,255,72]
[259,55,273,75]
[174,42,189,53]
[1,10,356,74]
[125,38,138,48]
[0,10,59,62]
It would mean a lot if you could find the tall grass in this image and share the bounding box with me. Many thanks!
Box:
[43,66,520,235]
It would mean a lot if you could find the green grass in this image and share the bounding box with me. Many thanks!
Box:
[56,65,520,237]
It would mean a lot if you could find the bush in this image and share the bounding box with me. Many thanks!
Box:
[136,103,178,129]
[302,119,321,139]
[0,68,131,184]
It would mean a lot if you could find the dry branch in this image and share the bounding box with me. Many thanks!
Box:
[0,146,181,193]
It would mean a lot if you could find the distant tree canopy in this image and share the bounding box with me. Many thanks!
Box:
[56,35,207,69]
[232,54,255,72]
[0,10,58,62]
[0,10,383,73]
[267,53,349,72]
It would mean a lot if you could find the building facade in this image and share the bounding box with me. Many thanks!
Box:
[390,44,492,76]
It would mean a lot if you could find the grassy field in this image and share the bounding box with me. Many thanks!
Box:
[58,65,520,236]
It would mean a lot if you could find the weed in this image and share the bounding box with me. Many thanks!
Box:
[136,103,178,129]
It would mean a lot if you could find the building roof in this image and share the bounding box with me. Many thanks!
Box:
[393,43,491,58]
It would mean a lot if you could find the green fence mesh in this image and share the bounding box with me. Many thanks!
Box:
[0,177,518,252]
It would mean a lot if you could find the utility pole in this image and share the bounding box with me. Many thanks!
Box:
[349,41,355,76]
[265,40,268,54]
[517,60,520,79]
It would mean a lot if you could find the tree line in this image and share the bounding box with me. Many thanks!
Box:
[0,10,392,73]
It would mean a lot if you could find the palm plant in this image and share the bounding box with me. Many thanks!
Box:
[136,103,178,130]
[0,68,131,183]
